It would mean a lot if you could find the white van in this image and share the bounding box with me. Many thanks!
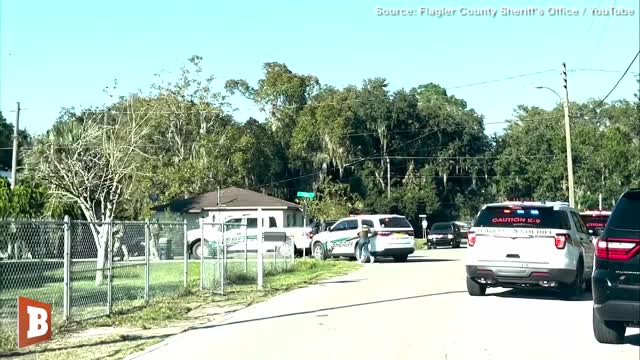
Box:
[310,214,415,262]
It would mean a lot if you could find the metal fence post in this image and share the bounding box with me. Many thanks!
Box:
[63,216,71,321]
[219,233,224,295]
[144,219,150,304]
[244,222,248,273]
[257,209,264,289]
[200,224,204,290]
[107,222,113,315]
[183,219,188,288]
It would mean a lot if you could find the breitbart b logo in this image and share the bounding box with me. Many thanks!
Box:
[17,296,52,348]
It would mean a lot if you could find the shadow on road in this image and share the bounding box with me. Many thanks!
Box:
[317,279,364,285]
[194,290,468,331]
[492,288,593,302]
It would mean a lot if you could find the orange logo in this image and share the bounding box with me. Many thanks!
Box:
[17,296,52,348]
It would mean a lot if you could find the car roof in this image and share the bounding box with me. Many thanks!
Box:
[483,201,571,209]
[580,210,612,216]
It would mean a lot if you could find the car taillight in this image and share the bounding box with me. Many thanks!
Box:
[596,237,640,261]
[555,234,569,249]
[467,232,476,246]
[377,231,391,236]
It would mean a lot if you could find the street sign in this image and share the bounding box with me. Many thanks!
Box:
[421,220,428,229]
[297,191,315,199]
[419,214,427,218]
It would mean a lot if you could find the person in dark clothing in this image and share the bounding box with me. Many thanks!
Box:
[356,224,375,264]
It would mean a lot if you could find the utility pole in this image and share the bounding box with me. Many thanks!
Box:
[10,102,21,189]
[561,63,575,208]
[599,193,603,211]
[386,156,391,199]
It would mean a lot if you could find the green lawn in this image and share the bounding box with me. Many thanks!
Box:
[0,258,361,358]
[0,253,294,322]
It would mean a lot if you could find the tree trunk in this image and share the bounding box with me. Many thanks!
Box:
[94,226,109,286]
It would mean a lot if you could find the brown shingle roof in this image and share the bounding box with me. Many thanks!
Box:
[152,187,301,213]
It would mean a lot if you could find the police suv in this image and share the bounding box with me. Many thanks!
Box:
[465,201,595,298]
[310,214,415,262]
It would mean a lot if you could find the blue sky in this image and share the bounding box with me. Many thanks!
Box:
[1,0,638,137]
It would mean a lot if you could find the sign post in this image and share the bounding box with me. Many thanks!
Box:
[296,192,315,258]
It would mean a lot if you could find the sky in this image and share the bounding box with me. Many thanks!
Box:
[1,0,639,138]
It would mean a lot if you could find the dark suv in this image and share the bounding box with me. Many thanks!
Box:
[592,188,640,344]
[427,222,465,248]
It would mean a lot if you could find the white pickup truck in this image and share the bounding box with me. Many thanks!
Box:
[186,214,312,259]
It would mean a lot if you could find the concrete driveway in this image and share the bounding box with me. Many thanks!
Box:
[126,248,639,360]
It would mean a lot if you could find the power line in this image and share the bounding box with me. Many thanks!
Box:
[584,0,617,66]
[593,50,640,109]
[575,0,604,61]
[445,70,555,90]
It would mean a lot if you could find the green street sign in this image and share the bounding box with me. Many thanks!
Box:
[297,191,315,199]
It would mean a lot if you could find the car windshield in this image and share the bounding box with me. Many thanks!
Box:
[431,223,452,231]
[379,217,412,229]
[474,206,570,229]
[580,215,609,236]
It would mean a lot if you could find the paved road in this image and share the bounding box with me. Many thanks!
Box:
[127,248,639,360]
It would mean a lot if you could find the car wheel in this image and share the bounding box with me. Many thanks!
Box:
[561,263,585,300]
[312,242,327,261]
[393,254,408,262]
[466,276,487,296]
[190,240,202,260]
[593,308,626,344]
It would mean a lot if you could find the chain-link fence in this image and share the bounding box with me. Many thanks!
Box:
[0,220,66,333]
[0,217,298,332]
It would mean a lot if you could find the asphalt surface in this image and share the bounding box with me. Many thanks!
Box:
[127,247,640,360]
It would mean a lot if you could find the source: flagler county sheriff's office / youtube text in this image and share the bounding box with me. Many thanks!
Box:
[375,6,636,18]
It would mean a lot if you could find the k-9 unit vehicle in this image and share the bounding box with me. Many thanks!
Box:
[465,201,595,299]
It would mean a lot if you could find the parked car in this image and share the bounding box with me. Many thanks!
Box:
[465,201,595,298]
[427,221,465,248]
[186,215,309,259]
[592,189,640,344]
[580,210,611,242]
[310,214,415,262]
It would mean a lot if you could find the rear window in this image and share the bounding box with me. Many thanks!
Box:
[580,215,609,230]
[608,192,640,230]
[379,217,412,229]
[474,206,571,229]
[432,223,452,231]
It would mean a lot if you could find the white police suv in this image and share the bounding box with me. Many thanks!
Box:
[465,201,595,298]
[310,214,415,262]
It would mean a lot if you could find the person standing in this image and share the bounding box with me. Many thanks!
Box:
[356,224,375,264]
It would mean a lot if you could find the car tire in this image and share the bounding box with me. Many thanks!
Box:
[312,242,327,261]
[466,276,487,296]
[393,254,408,262]
[593,308,626,344]
[190,240,202,260]
[561,262,585,300]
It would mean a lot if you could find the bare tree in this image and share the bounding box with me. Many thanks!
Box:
[28,100,154,285]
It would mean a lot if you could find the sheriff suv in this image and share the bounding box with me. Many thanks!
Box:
[465,201,595,299]
[592,189,640,344]
[310,214,415,262]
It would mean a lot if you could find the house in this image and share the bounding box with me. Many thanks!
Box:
[151,187,304,230]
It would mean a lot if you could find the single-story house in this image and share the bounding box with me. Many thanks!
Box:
[151,187,304,230]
